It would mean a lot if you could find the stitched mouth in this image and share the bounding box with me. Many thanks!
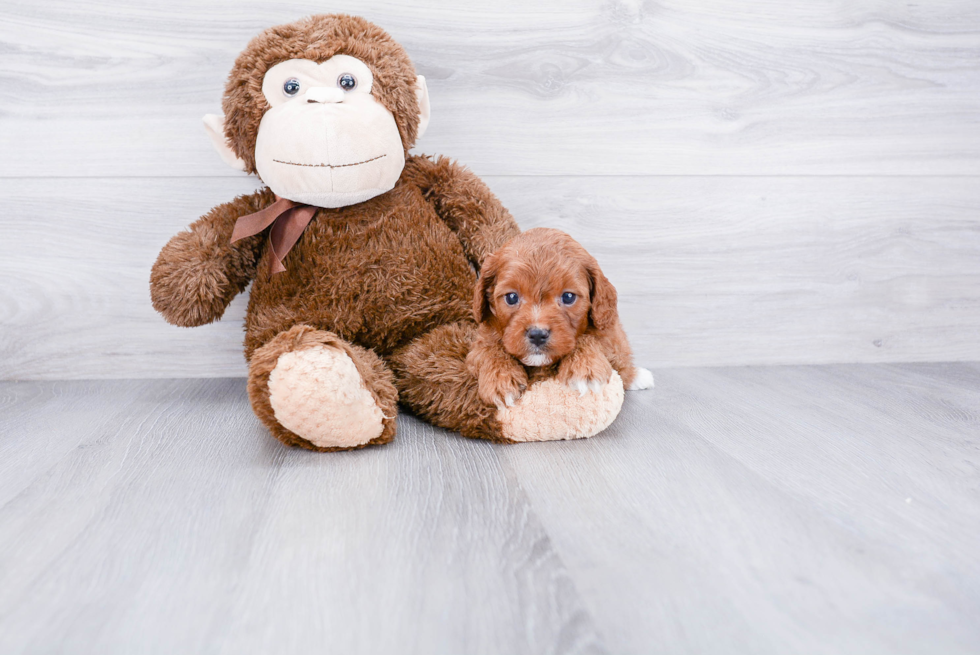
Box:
[272,154,386,169]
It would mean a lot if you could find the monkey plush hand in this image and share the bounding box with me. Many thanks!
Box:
[150,15,625,449]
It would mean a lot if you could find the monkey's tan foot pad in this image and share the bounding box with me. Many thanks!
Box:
[267,345,386,449]
[496,371,625,442]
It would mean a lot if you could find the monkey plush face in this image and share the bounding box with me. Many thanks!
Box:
[253,55,408,207]
[203,15,431,209]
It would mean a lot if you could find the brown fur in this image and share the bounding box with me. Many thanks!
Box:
[389,322,511,443]
[241,158,481,360]
[466,228,640,407]
[150,189,273,327]
[149,16,520,449]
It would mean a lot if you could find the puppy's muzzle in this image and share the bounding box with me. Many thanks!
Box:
[526,327,550,348]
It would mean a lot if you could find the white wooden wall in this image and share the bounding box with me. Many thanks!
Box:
[1,0,979,379]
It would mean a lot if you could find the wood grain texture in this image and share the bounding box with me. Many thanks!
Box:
[1,364,978,653]
[498,362,980,655]
[0,0,978,177]
[1,176,978,379]
[0,378,605,655]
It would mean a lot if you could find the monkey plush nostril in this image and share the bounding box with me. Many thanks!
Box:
[526,327,550,348]
[304,87,345,104]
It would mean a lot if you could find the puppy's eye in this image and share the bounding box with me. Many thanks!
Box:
[283,78,301,96]
[337,73,357,91]
[504,292,519,306]
[560,292,577,305]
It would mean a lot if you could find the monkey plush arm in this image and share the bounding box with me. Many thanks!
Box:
[405,155,520,268]
[150,189,274,327]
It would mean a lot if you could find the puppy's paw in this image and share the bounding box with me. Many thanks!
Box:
[558,351,613,396]
[628,367,655,391]
[477,366,528,409]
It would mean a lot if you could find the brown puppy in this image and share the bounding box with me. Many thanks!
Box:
[466,228,654,408]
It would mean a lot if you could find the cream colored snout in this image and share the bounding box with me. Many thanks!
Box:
[304,87,345,103]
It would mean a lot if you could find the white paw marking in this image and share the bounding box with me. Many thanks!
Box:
[628,367,655,390]
[568,379,606,395]
[495,392,519,410]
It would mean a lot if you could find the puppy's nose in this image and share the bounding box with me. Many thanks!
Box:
[526,327,550,347]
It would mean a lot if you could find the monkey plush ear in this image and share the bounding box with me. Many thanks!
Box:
[415,76,431,141]
[203,114,247,172]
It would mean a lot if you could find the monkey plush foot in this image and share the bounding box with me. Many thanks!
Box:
[496,371,625,442]
[267,346,386,449]
[248,325,397,451]
[390,322,626,444]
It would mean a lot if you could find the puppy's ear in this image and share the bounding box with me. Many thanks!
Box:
[473,252,500,323]
[587,259,619,331]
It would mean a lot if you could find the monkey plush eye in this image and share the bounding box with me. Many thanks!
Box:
[504,292,519,306]
[338,73,357,91]
[283,78,301,96]
[560,292,577,305]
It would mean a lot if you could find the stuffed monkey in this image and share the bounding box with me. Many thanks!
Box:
[150,15,625,449]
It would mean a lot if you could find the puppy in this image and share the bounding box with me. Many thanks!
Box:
[466,227,654,408]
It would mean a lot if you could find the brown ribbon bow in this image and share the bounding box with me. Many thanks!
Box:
[231,197,318,274]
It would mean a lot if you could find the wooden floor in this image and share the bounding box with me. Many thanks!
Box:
[1,362,978,654]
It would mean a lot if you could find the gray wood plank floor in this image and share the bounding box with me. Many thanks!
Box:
[1,363,978,654]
